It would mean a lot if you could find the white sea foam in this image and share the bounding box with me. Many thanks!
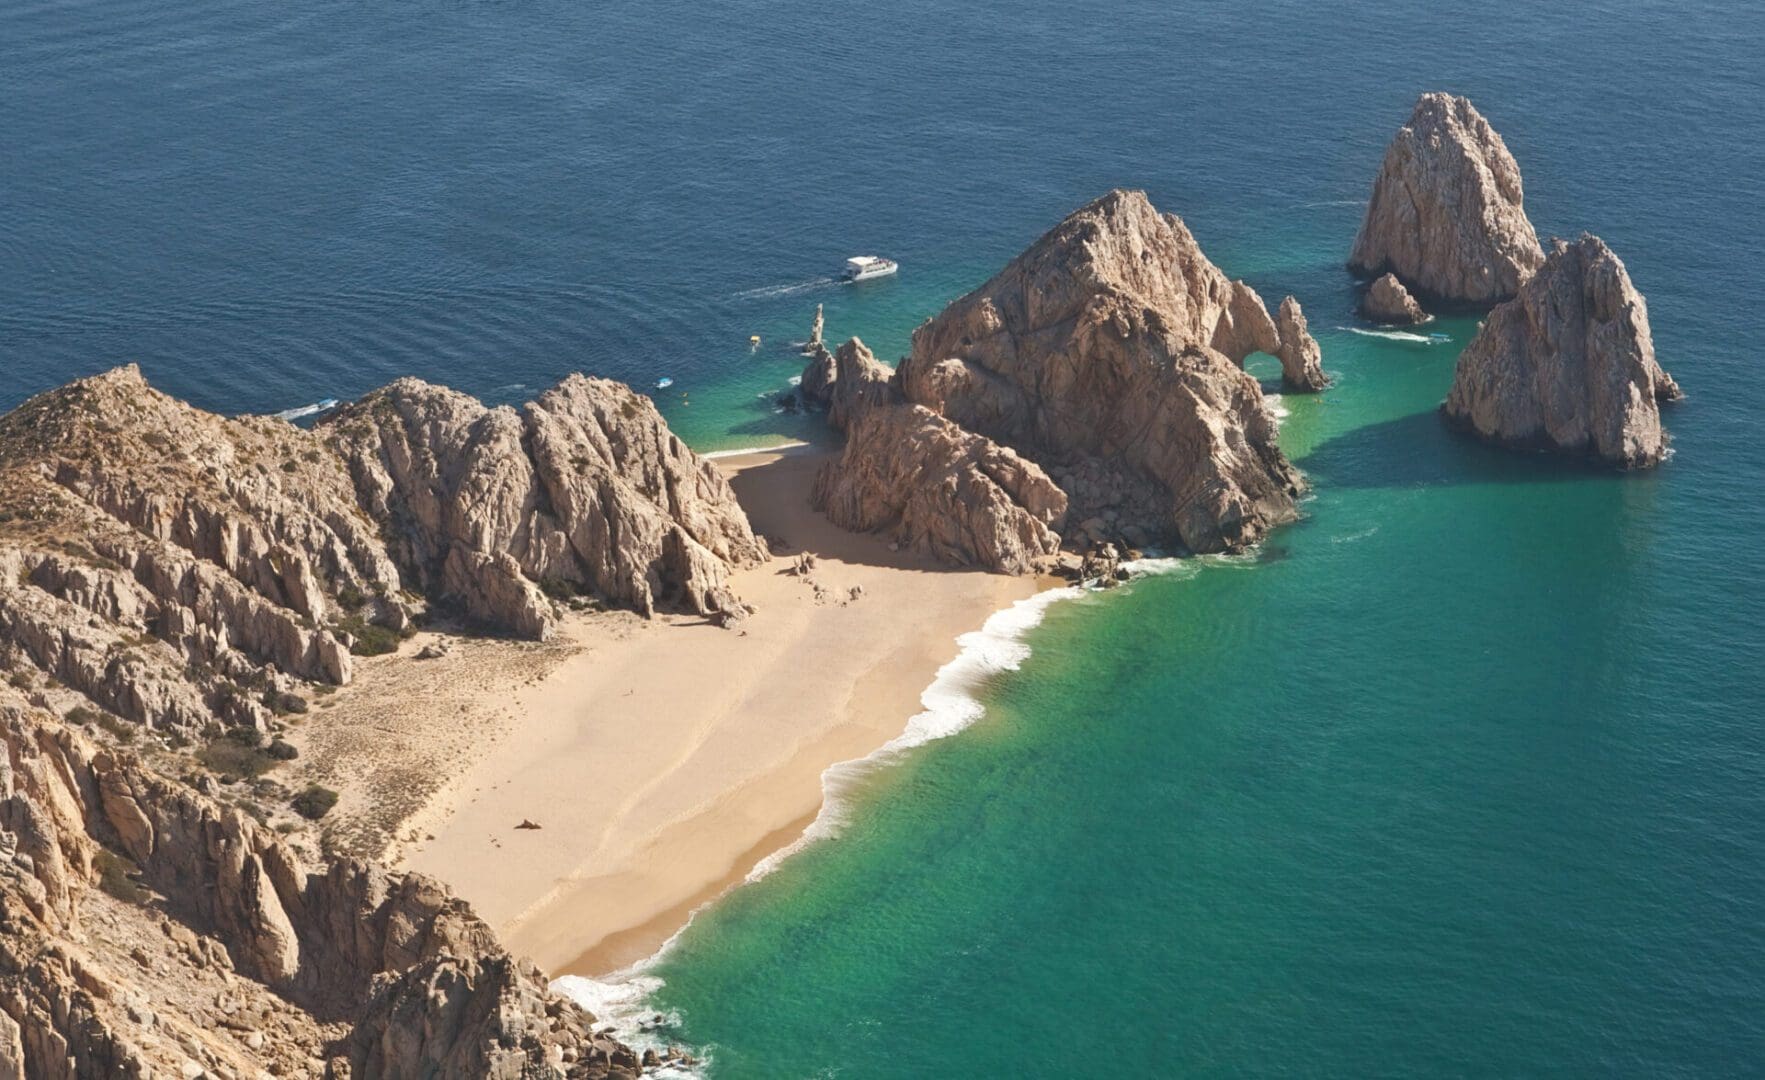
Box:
[1338,326,1437,343]
[1299,198,1366,208]
[552,973,703,1077]
[701,440,811,460]
[272,397,340,421]
[1264,392,1289,423]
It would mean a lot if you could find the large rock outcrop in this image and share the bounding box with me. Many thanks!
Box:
[1359,272,1432,325]
[0,367,764,741]
[0,701,641,1078]
[1443,234,1682,467]
[1349,93,1546,304]
[892,189,1306,555]
[812,404,1067,574]
[327,374,765,630]
[799,337,899,433]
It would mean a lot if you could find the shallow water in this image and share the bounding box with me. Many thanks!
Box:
[6,0,1765,1075]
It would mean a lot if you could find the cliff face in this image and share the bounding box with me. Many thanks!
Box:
[0,699,641,1078]
[0,367,761,745]
[0,365,758,1076]
[1349,93,1545,304]
[327,374,766,630]
[1443,234,1681,467]
[891,190,1306,556]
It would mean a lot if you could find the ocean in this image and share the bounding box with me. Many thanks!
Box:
[6,0,1765,1075]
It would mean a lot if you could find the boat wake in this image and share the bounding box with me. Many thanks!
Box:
[272,397,340,421]
[1338,326,1443,344]
[728,276,840,301]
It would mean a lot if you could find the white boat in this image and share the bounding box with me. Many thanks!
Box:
[843,255,898,282]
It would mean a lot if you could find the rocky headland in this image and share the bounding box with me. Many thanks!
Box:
[1443,234,1682,467]
[801,189,1314,569]
[1349,92,1545,306]
[0,365,757,1076]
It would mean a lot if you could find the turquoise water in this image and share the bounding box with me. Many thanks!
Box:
[7,0,1765,1075]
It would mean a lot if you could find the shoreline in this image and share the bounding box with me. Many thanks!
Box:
[393,446,1052,977]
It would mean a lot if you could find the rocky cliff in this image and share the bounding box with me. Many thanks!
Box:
[1359,272,1431,325]
[887,189,1306,556]
[327,374,766,630]
[1349,93,1545,304]
[0,364,759,1076]
[0,697,643,1078]
[1443,234,1681,467]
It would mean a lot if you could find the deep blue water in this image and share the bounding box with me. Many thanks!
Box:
[7,1,1765,1075]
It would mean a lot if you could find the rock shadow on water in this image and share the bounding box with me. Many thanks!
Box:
[1301,409,1672,490]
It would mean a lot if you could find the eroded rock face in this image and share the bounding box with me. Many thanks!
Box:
[1349,93,1545,304]
[799,337,899,432]
[328,374,766,630]
[0,701,639,1079]
[1443,234,1682,467]
[812,405,1066,574]
[0,366,763,741]
[1360,272,1432,325]
[894,189,1306,554]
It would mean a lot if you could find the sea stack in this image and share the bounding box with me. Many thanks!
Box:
[1443,234,1682,467]
[1349,93,1545,304]
[814,189,1307,562]
[1360,272,1432,325]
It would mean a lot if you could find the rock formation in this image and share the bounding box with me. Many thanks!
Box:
[1443,234,1682,467]
[0,364,749,1076]
[1275,296,1327,392]
[811,404,1067,574]
[891,189,1306,555]
[327,374,766,629]
[799,337,899,433]
[806,303,825,352]
[0,367,763,744]
[0,697,643,1078]
[1359,272,1431,324]
[1349,92,1545,304]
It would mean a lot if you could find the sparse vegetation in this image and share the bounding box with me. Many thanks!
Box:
[95,849,151,904]
[338,615,399,657]
[65,705,97,726]
[197,731,276,780]
[8,671,33,691]
[267,739,299,761]
[337,585,367,612]
[292,785,338,820]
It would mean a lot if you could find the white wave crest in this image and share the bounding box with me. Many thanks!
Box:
[1264,392,1289,423]
[552,974,704,1077]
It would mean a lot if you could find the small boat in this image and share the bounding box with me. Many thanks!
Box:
[749,334,762,349]
[655,377,674,389]
[843,255,898,282]
[1428,332,1452,342]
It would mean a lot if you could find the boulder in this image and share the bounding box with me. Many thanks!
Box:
[1360,272,1431,324]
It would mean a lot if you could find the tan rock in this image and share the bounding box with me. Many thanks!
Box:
[895,189,1306,554]
[1349,92,1545,303]
[799,337,899,432]
[1359,272,1431,325]
[812,405,1066,574]
[1443,234,1681,467]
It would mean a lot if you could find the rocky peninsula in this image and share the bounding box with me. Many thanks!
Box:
[1349,92,1545,306]
[1443,234,1682,467]
[803,189,1316,569]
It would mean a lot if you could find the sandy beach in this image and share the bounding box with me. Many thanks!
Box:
[344,445,1047,975]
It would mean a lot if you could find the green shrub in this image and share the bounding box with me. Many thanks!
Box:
[65,706,97,726]
[197,738,274,781]
[278,692,308,715]
[337,585,367,612]
[292,785,338,820]
[7,671,32,691]
[95,850,151,905]
[347,623,399,657]
[267,739,299,761]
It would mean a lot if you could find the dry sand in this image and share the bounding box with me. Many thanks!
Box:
[377,446,1044,976]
